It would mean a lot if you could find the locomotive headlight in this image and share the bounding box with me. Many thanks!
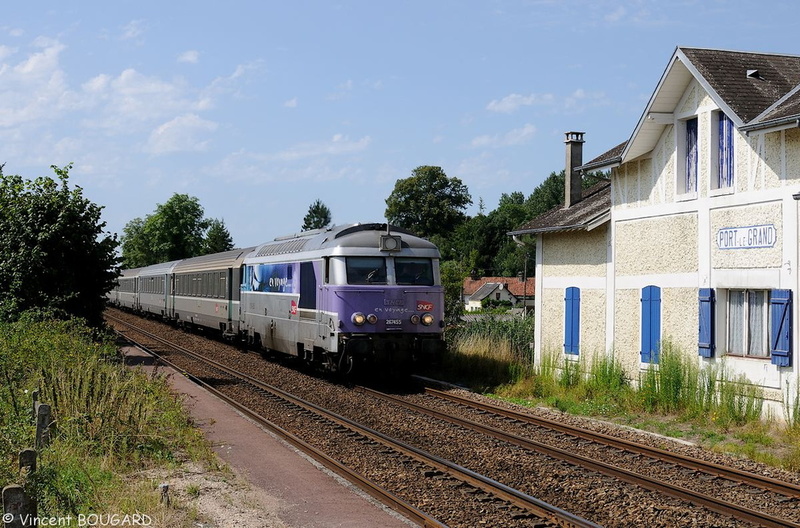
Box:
[351,312,367,326]
[410,314,421,325]
[421,313,435,326]
[366,313,378,324]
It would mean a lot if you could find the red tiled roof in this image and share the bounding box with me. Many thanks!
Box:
[463,276,535,297]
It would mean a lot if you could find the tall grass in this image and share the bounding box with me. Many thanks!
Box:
[438,319,793,466]
[440,315,534,388]
[0,313,212,516]
[442,319,766,427]
[638,340,763,426]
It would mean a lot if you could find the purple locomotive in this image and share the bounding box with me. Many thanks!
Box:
[109,223,445,375]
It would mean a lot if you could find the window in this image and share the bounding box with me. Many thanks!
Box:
[564,287,580,355]
[683,117,698,194]
[727,289,792,366]
[716,112,734,189]
[345,257,387,285]
[394,257,434,286]
[299,261,317,309]
[641,285,661,363]
[728,290,768,358]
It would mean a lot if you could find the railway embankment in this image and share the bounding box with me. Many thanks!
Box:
[0,314,264,527]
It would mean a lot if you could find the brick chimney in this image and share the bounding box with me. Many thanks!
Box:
[564,131,585,208]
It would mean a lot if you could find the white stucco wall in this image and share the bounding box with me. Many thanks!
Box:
[615,214,699,276]
[541,228,608,277]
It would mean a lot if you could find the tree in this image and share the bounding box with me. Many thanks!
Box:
[440,260,466,324]
[120,193,210,267]
[203,218,235,255]
[302,199,332,231]
[0,164,119,326]
[385,166,472,239]
[120,217,152,268]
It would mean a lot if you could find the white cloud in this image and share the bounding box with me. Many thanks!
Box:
[145,113,218,154]
[120,19,146,41]
[327,79,354,100]
[283,97,298,108]
[0,45,16,61]
[212,134,372,184]
[200,61,264,106]
[471,124,536,148]
[605,6,626,23]
[178,50,199,64]
[270,134,371,161]
[486,89,607,115]
[0,38,72,127]
[486,93,555,113]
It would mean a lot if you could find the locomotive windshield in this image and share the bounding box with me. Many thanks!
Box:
[394,257,434,286]
[346,257,388,284]
[343,256,434,286]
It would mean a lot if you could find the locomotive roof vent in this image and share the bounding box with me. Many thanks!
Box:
[380,234,402,252]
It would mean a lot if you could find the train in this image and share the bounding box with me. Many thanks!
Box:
[107,223,445,375]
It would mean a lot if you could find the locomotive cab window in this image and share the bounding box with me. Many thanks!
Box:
[346,257,387,285]
[394,258,433,286]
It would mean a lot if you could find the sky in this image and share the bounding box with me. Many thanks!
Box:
[2,1,800,248]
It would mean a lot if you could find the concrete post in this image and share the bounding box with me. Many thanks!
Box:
[2,484,34,528]
[34,404,51,450]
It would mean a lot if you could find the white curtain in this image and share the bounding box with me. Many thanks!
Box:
[748,290,767,357]
[728,290,745,354]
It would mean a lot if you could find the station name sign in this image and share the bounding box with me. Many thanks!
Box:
[717,224,777,250]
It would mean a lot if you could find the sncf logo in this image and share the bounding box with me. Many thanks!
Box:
[416,301,434,312]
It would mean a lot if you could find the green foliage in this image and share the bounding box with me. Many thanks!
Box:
[0,164,119,326]
[203,218,234,255]
[121,194,234,267]
[302,199,332,231]
[385,166,472,239]
[480,298,513,310]
[439,260,466,324]
[0,315,211,516]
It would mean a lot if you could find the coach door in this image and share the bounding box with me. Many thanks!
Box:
[317,258,332,344]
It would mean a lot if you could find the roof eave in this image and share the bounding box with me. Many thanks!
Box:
[741,116,800,135]
[578,157,621,172]
[508,211,610,237]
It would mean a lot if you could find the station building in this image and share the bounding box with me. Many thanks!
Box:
[510,47,800,417]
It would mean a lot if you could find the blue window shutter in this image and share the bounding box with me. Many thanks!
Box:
[770,289,792,367]
[641,286,661,363]
[564,287,580,355]
[698,288,715,357]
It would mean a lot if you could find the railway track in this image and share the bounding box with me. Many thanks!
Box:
[359,386,800,528]
[107,312,599,528]
[106,308,800,527]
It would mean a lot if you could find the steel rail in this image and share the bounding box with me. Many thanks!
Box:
[360,387,800,528]
[108,314,445,528]
[110,314,601,528]
[426,387,800,498]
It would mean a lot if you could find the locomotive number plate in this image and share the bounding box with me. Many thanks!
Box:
[386,319,402,326]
